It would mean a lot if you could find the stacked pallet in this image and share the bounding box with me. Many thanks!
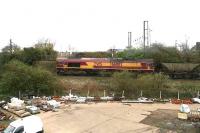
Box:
[6,98,31,117]
[0,110,13,131]
[188,111,200,122]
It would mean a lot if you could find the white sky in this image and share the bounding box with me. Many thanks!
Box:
[0,0,199,52]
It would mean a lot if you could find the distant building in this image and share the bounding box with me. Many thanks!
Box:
[107,49,124,53]
[57,52,70,58]
[196,42,200,51]
[107,49,124,58]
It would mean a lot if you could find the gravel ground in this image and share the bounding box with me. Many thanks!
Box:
[141,109,200,133]
[38,103,200,133]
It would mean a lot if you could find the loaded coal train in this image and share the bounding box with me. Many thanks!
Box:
[56,58,200,79]
[56,58,154,74]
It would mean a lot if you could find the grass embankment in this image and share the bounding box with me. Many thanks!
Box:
[57,75,200,99]
[57,75,111,96]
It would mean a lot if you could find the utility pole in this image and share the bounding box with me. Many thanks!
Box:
[143,21,149,56]
[128,32,132,48]
[9,39,13,54]
[175,40,177,49]
[143,21,145,56]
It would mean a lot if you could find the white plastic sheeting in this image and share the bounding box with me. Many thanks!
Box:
[192,98,200,103]
[180,104,190,113]
[47,100,60,108]
[100,96,114,101]
[76,97,86,103]
[61,94,79,101]
[7,97,25,110]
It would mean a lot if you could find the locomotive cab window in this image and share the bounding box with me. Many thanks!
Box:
[68,63,80,68]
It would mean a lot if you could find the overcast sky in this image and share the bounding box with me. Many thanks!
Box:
[0,0,199,52]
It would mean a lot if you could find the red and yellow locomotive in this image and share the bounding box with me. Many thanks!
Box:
[56,58,154,74]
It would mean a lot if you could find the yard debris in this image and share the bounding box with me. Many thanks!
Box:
[122,97,153,103]
[178,104,200,122]
[188,111,200,122]
[191,97,200,103]
[61,94,79,102]
[0,125,7,132]
[86,96,94,101]
[171,98,192,104]
[47,100,60,108]
[178,112,188,120]
[0,109,14,131]
[52,96,61,101]
[153,98,169,103]
[3,97,30,117]
[76,97,86,103]
[100,96,114,101]
[7,97,25,111]
[180,104,190,113]
[100,90,114,101]
[0,100,6,107]
[25,106,40,114]
[39,105,52,112]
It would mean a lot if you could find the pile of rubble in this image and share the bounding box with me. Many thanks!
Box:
[31,97,61,112]
[4,97,31,117]
[0,110,14,131]
[1,97,62,117]
[178,104,200,122]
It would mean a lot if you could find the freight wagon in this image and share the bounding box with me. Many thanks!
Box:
[56,58,154,74]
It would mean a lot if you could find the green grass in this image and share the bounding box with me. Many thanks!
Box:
[57,75,200,98]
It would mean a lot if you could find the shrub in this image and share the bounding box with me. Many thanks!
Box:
[0,60,63,97]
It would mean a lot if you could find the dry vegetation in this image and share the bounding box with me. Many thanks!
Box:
[57,73,200,99]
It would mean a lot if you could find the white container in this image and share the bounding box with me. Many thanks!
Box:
[180,104,190,113]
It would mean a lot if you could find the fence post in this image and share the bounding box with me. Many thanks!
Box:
[19,90,21,99]
[160,91,162,99]
[122,90,124,98]
[178,91,180,100]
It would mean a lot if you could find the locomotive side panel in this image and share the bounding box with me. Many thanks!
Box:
[56,58,154,74]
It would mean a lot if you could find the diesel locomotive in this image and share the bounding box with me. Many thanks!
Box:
[56,58,154,74]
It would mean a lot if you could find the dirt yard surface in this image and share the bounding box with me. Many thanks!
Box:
[141,109,200,133]
[38,103,200,133]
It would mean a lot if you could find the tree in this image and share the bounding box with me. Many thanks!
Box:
[0,41,21,69]
[2,44,21,54]
[116,48,144,59]
[20,47,41,65]
[1,39,21,54]
[0,60,63,97]
[35,39,54,49]
[34,39,57,60]
[73,52,112,58]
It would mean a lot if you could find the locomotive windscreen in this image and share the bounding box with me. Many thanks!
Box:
[68,63,80,68]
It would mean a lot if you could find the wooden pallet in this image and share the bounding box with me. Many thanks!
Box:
[188,111,200,122]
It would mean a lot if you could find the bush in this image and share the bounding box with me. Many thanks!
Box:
[110,71,138,98]
[109,72,169,98]
[0,60,63,97]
